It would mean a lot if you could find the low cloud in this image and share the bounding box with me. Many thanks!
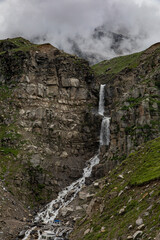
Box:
[0,0,160,63]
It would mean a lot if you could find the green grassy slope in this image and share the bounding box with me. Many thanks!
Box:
[0,37,37,54]
[92,51,143,76]
[71,137,160,240]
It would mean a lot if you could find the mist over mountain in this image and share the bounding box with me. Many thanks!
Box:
[65,26,131,64]
[0,0,160,63]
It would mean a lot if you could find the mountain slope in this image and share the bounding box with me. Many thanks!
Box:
[69,43,160,240]
[1,38,160,239]
[90,42,160,174]
[70,137,160,240]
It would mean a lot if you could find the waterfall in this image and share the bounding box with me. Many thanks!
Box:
[98,84,105,116]
[98,84,110,146]
[100,117,110,146]
[22,84,110,240]
[35,155,99,225]
[23,155,100,240]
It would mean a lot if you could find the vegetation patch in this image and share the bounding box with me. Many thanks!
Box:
[71,137,160,240]
[0,85,12,100]
[129,138,160,185]
[92,51,143,76]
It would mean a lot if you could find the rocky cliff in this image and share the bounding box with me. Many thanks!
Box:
[0,37,100,239]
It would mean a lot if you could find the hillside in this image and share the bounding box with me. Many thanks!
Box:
[0,38,160,239]
[91,42,160,171]
[69,43,160,240]
[70,137,160,240]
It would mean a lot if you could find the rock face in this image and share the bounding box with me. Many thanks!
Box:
[97,44,160,171]
[0,38,100,209]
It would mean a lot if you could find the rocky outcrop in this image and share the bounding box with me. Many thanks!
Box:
[96,44,160,172]
[0,38,100,210]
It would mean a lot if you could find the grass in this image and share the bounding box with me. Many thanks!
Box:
[0,37,38,58]
[0,85,12,100]
[0,37,34,50]
[71,137,160,240]
[129,138,160,185]
[92,51,143,76]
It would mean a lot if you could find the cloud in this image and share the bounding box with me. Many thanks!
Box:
[0,0,160,63]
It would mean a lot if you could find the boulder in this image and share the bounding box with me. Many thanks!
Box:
[119,206,126,215]
[136,217,143,226]
[60,151,68,158]
[60,206,74,217]
[133,231,143,239]
[30,154,41,167]
[101,226,105,232]
[137,224,145,230]
[84,229,90,235]
[127,236,133,240]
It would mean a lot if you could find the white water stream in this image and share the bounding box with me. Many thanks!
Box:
[23,84,110,240]
[98,84,105,116]
[100,117,110,146]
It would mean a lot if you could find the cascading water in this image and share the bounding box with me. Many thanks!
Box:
[36,155,100,225]
[22,84,110,240]
[100,117,110,146]
[98,84,105,116]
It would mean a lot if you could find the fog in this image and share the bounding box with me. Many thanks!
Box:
[0,0,160,63]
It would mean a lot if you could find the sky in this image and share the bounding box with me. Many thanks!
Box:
[0,0,160,63]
